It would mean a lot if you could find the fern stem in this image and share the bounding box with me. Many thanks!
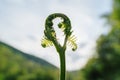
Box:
[59,50,66,80]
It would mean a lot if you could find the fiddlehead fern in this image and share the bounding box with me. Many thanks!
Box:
[41,13,77,80]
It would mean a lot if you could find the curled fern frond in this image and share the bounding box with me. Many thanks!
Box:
[41,13,77,80]
[42,13,77,51]
[41,37,53,48]
[67,35,77,51]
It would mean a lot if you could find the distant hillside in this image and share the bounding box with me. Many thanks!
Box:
[0,41,59,80]
[0,41,56,69]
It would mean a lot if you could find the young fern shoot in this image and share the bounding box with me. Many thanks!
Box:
[41,13,77,80]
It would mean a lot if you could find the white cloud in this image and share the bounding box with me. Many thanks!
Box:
[0,0,112,71]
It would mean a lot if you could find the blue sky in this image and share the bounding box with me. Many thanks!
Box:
[0,0,112,71]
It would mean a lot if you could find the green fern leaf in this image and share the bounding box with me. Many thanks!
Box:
[41,37,53,48]
[67,35,77,51]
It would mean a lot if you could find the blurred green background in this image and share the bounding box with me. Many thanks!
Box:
[0,0,120,80]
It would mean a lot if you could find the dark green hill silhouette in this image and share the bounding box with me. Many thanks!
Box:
[0,41,58,80]
[0,41,56,68]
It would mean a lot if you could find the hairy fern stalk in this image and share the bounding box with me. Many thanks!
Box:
[41,13,77,80]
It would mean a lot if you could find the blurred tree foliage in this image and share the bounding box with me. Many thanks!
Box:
[73,0,120,80]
